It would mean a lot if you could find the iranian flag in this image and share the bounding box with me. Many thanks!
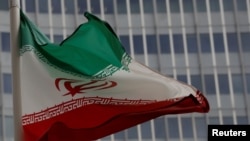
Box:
[19,10,209,141]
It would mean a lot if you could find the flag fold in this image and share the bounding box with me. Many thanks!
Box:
[19,9,209,141]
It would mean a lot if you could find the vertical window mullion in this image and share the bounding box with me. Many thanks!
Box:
[34,0,39,24]
[87,0,91,12]
[73,0,79,28]
[166,0,177,78]
[61,0,67,39]
[219,0,237,124]
[235,0,250,124]
[179,0,191,84]
[21,0,26,12]
[245,0,250,29]
[100,0,105,19]
[166,1,183,141]
[206,0,223,124]
[127,0,135,58]
[152,0,163,72]
[48,0,54,42]
[139,0,149,66]
[193,0,210,132]
[179,0,198,139]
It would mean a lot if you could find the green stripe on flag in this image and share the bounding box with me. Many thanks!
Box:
[20,10,131,78]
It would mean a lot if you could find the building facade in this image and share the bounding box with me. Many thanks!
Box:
[1,0,250,141]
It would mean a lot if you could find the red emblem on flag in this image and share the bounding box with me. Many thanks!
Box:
[55,78,117,96]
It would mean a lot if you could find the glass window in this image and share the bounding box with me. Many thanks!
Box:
[218,74,229,94]
[154,117,167,138]
[130,0,140,13]
[1,32,10,52]
[39,0,48,13]
[237,0,247,11]
[114,130,126,139]
[3,73,12,94]
[240,32,250,52]
[223,116,233,124]
[209,117,220,124]
[104,0,114,14]
[0,0,8,10]
[52,0,61,13]
[143,0,153,13]
[168,117,179,138]
[246,73,250,94]
[45,34,50,40]
[133,35,143,54]
[183,0,194,13]
[5,116,14,138]
[196,0,207,12]
[213,33,224,52]
[91,0,100,14]
[210,0,220,12]
[191,75,203,91]
[146,35,157,53]
[26,0,36,12]
[177,75,187,83]
[53,35,63,44]
[200,33,211,53]
[187,34,198,53]
[77,0,87,14]
[181,117,193,138]
[119,35,131,54]
[204,74,216,94]
[141,121,151,138]
[173,34,184,53]
[237,116,248,124]
[117,0,127,14]
[227,33,239,52]
[159,34,170,53]
[65,0,75,14]
[170,0,180,13]
[223,0,234,11]
[127,126,138,139]
[195,117,207,138]
[156,0,167,13]
[232,74,244,94]
[20,0,23,9]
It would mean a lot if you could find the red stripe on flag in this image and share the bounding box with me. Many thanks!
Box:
[23,93,209,141]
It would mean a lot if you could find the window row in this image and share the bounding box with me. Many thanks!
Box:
[2,72,250,95]
[176,73,250,95]
[0,0,248,14]
[2,32,250,53]
[120,33,250,54]
[113,115,248,139]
